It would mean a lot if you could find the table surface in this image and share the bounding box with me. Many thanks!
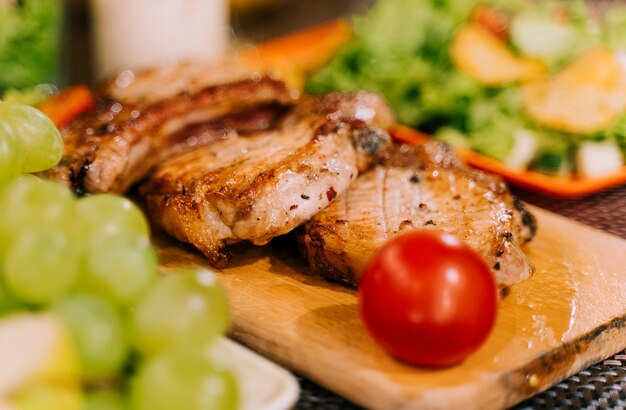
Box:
[64,1,626,408]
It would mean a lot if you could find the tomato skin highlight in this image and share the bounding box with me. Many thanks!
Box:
[358,230,498,367]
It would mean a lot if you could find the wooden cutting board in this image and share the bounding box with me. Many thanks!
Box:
[156,205,626,410]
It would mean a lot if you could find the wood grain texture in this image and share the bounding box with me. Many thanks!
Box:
[156,205,626,410]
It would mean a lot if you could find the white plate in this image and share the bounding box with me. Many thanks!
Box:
[213,338,300,410]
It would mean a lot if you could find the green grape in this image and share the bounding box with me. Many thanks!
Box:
[84,390,128,410]
[0,101,63,173]
[76,195,150,239]
[0,122,24,186]
[3,229,80,305]
[130,348,238,410]
[81,233,157,306]
[0,176,75,238]
[0,176,75,259]
[133,269,230,356]
[10,384,83,410]
[52,295,129,380]
[0,276,24,314]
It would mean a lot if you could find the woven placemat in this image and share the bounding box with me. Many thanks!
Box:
[295,183,626,409]
[512,185,626,241]
[515,351,626,410]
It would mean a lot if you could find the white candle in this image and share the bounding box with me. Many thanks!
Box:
[90,0,229,81]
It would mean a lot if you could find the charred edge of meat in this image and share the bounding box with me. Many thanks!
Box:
[75,78,296,195]
[312,118,391,162]
[345,119,392,164]
[209,247,232,270]
[296,226,359,289]
[499,286,511,300]
[69,161,91,197]
[353,126,389,156]
[514,198,538,239]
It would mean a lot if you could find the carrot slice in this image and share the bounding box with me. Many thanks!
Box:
[241,19,352,73]
[459,149,626,198]
[389,124,431,145]
[390,125,626,198]
[471,5,510,40]
[38,85,94,129]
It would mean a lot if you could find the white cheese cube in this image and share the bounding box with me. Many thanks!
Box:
[576,141,624,178]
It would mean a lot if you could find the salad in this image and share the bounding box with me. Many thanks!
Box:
[307,0,626,179]
[0,0,62,92]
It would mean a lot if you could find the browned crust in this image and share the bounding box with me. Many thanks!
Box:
[300,141,537,288]
[297,225,360,288]
[141,92,395,267]
[149,193,232,268]
[142,124,367,266]
[41,77,297,195]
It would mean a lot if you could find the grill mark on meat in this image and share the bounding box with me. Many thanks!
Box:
[515,198,538,241]
[300,141,536,289]
[41,77,297,194]
[141,92,394,267]
[160,104,282,160]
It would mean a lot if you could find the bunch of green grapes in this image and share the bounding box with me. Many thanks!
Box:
[0,101,237,410]
[0,101,63,186]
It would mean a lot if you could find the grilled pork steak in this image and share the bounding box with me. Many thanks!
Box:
[102,58,255,106]
[140,92,395,267]
[155,104,285,163]
[42,76,297,194]
[299,142,536,289]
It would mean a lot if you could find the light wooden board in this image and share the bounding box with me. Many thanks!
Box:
[156,205,626,410]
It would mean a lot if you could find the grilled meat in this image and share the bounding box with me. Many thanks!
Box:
[299,142,536,289]
[102,58,255,106]
[156,104,285,162]
[140,92,395,267]
[41,76,297,194]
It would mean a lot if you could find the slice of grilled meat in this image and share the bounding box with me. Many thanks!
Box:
[102,57,255,106]
[41,76,297,194]
[140,92,395,267]
[155,104,282,162]
[299,142,537,289]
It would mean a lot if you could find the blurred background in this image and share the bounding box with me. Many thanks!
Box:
[62,0,374,86]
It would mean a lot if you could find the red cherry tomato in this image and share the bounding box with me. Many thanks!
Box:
[358,230,498,367]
